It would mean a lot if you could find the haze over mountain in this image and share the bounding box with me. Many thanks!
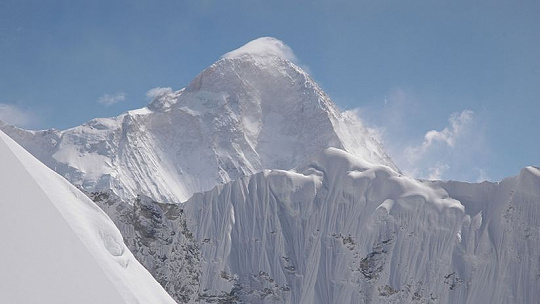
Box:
[1,38,539,303]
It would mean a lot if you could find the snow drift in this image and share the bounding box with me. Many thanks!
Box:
[0,130,176,304]
[180,148,540,303]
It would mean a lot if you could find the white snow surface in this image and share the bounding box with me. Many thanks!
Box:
[222,37,297,63]
[0,37,538,304]
[0,130,176,304]
[0,37,396,203]
[182,148,540,303]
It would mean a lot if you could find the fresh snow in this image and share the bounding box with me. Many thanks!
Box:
[0,38,396,204]
[221,37,297,62]
[1,37,538,304]
[88,147,540,303]
[179,148,540,303]
[0,130,176,304]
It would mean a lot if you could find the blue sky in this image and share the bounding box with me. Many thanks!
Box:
[0,0,538,182]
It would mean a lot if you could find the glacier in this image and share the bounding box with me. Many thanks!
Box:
[0,130,176,303]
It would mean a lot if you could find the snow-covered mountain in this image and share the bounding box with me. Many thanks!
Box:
[2,37,539,304]
[92,147,540,303]
[180,148,540,303]
[0,37,395,204]
[0,130,176,304]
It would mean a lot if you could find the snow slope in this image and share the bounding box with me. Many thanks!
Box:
[0,37,396,204]
[85,146,540,304]
[2,37,537,304]
[85,147,540,303]
[0,130,176,304]
[175,148,539,303]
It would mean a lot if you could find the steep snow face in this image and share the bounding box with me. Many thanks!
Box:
[433,167,540,304]
[179,148,540,304]
[0,37,396,203]
[0,131,176,304]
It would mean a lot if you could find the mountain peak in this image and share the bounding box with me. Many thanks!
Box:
[221,37,297,63]
[1,38,398,203]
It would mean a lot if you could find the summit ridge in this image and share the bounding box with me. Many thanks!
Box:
[1,37,396,203]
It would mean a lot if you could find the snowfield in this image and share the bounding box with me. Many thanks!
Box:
[0,130,176,304]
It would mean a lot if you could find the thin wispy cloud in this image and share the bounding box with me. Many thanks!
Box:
[355,87,421,147]
[355,88,490,182]
[0,103,37,128]
[146,87,173,99]
[222,37,298,63]
[398,109,488,181]
[97,92,126,106]
[476,169,490,183]
[426,163,450,180]
[221,37,312,74]
[405,110,474,165]
[424,110,473,148]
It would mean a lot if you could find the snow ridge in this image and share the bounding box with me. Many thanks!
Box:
[1,37,538,304]
[0,37,396,204]
[180,148,540,303]
[222,37,297,62]
[0,130,176,303]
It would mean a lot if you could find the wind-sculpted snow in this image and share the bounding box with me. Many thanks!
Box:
[2,37,538,303]
[0,38,396,204]
[182,148,469,303]
[0,130,176,304]
[433,166,540,304]
[222,37,297,63]
[87,147,540,303]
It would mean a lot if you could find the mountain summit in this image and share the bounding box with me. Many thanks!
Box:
[1,37,396,203]
[221,37,297,62]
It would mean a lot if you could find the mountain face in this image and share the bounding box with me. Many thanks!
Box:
[0,130,176,304]
[180,149,540,303]
[92,148,540,303]
[2,37,539,304]
[0,37,395,204]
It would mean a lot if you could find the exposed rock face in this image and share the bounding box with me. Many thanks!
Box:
[90,191,201,303]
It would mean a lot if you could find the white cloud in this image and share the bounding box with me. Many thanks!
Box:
[355,88,491,181]
[146,87,173,99]
[422,110,473,148]
[222,37,297,63]
[0,103,37,128]
[97,92,126,106]
[406,110,474,165]
[400,109,488,180]
[427,163,450,180]
[476,169,490,183]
